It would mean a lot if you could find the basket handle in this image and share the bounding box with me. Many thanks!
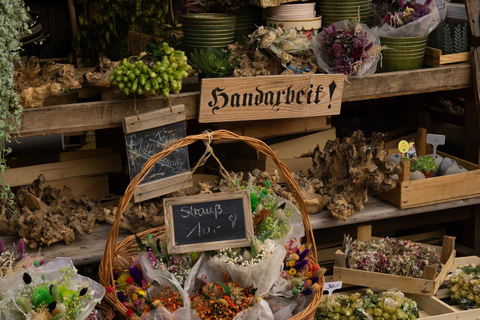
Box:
[100,129,317,290]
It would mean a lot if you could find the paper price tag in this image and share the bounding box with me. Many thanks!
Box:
[324,281,342,296]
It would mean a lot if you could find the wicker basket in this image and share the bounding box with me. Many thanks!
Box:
[96,302,116,320]
[99,129,324,320]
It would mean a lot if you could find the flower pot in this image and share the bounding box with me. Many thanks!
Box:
[181,13,237,56]
[422,170,434,178]
[378,36,428,72]
[235,5,264,44]
[316,0,373,27]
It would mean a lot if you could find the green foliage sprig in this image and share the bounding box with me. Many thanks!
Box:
[410,155,438,173]
[189,48,240,78]
[0,1,30,207]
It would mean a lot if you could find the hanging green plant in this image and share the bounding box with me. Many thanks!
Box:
[0,1,30,207]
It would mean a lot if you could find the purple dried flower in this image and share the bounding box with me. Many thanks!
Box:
[303,288,313,295]
[128,265,143,285]
[364,42,374,51]
[298,249,310,262]
[311,277,319,283]
[18,239,25,254]
[117,291,127,303]
[331,23,337,35]
[293,260,308,271]
[425,0,433,5]
[39,259,46,266]
[0,238,4,254]
[398,0,404,8]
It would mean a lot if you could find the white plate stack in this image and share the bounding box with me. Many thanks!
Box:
[416,0,447,20]
[267,2,316,19]
[446,2,468,21]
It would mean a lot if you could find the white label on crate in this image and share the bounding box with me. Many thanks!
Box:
[324,281,342,296]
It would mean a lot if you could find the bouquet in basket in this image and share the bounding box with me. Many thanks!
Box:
[111,257,188,318]
[0,257,104,320]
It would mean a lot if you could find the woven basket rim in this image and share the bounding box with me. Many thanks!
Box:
[99,127,324,320]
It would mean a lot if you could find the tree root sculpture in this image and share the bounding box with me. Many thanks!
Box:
[310,131,401,220]
[10,175,100,248]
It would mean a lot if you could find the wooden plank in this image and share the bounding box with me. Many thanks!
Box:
[15,92,199,138]
[215,116,331,141]
[400,159,410,182]
[1,154,122,187]
[424,47,471,67]
[441,236,456,264]
[310,196,480,230]
[357,225,372,242]
[47,175,109,200]
[342,63,472,102]
[466,0,480,37]
[123,104,186,134]
[199,74,345,123]
[0,223,130,266]
[268,128,336,159]
[59,147,113,162]
[133,171,193,203]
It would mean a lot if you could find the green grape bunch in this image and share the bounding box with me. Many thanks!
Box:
[448,263,480,309]
[316,289,419,320]
[108,43,190,98]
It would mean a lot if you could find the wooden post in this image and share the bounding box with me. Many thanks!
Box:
[422,265,437,281]
[357,225,372,242]
[416,127,427,157]
[441,236,456,264]
[335,250,347,267]
[399,159,410,182]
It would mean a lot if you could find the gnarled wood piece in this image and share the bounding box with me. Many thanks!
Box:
[10,175,100,248]
[311,131,401,220]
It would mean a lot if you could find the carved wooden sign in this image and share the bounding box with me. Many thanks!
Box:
[164,191,254,254]
[198,74,345,123]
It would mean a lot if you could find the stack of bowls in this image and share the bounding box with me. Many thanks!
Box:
[379,36,429,72]
[182,13,236,54]
[235,5,264,44]
[266,2,322,36]
[317,0,372,27]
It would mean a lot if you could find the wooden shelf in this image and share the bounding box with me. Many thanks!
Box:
[1,223,130,267]
[15,63,472,138]
[310,196,480,230]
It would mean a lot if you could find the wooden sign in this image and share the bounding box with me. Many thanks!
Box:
[123,105,192,202]
[198,74,345,123]
[164,191,254,254]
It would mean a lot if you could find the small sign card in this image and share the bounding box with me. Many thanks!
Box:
[123,105,192,202]
[164,190,254,254]
[427,134,445,158]
[199,74,345,123]
[324,281,343,296]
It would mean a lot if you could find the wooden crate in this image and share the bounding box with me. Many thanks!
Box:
[376,128,480,209]
[333,225,456,296]
[424,47,471,67]
[319,286,457,318]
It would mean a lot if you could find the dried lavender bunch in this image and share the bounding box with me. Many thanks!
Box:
[346,237,441,278]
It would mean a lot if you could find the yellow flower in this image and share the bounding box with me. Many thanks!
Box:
[132,293,138,301]
[136,290,145,296]
[288,268,297,276]
[287,260,295,267]
[306,271,312,278]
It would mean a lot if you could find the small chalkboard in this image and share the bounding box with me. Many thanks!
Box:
[164,191,254,254]
[123,105,192,202]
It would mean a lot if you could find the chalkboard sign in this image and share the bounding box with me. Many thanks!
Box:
[125,121,189,183]
[164,191,254,254]
[123,105,193,202]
